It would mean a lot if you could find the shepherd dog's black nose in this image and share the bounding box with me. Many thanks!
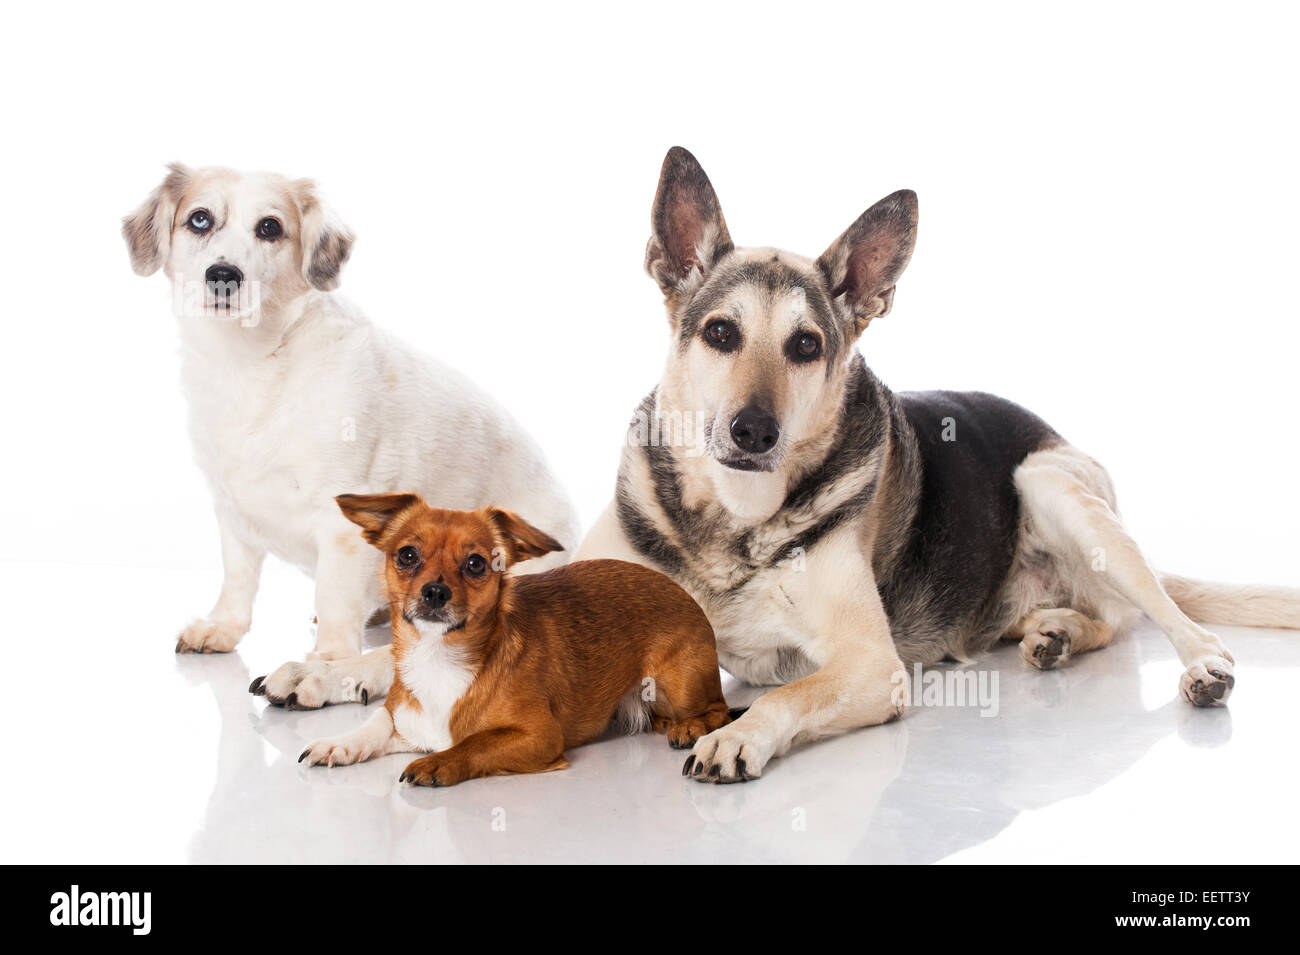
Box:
[205,264,243,296]
[730,406,780,454]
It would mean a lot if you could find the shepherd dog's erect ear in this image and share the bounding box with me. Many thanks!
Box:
[293,179,355,291]
[122,163,192,276]
[336,493,421,546]
[645,146,734,301]
[485,508,565,565]
[816,189,918,339]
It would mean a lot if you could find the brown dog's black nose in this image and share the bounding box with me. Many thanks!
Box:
[205,264,243,295]
[730,406,780,455]
[422,582,452,610]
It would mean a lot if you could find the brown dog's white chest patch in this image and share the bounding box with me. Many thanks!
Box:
[392,627,476,752]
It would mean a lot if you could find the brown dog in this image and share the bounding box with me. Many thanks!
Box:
[299,494,731,786]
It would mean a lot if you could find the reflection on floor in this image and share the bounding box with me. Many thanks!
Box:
[7,563,1296,863]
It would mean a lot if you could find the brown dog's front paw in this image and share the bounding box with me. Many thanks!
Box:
[400,754,459,788]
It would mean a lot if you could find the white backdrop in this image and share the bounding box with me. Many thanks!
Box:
[2,0,1297,590]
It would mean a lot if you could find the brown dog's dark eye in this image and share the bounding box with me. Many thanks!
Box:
[187,210,212,233]
[463,554,487,577]
[395,546,420,569]
[703,319,739,352]
[256,217,283,240]
[787,331,822,363]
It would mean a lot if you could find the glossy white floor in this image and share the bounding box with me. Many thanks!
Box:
[4,558,1296,865]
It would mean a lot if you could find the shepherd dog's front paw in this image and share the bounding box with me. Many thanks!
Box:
[682,719,773,784]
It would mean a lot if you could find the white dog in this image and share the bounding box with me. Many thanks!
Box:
[123,164,577,704]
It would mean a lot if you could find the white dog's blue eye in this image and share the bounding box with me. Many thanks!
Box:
[187,210,212,233]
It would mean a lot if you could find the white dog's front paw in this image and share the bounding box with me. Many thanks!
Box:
[250,659,370,709]
[682,719,775,784]
[299,735,377,768]
[1180,656,1236,707]
[175,618,246,654]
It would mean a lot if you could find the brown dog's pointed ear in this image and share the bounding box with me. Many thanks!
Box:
[645,146,734,301]
[122,162,192,276]
[817,189,918,339]
[485,508,564,565]
[293,179,354,291]
[336,493,419,545]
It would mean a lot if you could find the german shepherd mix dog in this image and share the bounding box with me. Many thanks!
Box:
[576,146,1300,784]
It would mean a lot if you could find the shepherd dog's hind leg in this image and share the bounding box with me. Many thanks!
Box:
[1015,447,1235,706]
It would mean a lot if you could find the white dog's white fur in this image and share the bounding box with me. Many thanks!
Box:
[123,164,578,669]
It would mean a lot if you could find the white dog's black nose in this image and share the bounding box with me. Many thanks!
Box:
[205,263,243,295]
[730,406,780,455]
[422,582,452,610]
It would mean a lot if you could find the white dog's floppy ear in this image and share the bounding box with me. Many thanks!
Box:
[293,179,354,291]
[817,189,918,338]
[122,163,192,276]
[645,146,733,300]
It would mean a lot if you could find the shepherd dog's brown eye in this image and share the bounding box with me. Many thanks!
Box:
[703,319,739,352]
[256,217,283,240]
[788,331,822,362]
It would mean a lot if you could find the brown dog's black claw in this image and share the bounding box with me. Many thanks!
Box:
[682,755,696,776]
[360,687,369,705]
[735,756,749,781]
[708,764,721,779]
[298,749,308,763]
[249,676,266,695]
[285,692,298,709]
